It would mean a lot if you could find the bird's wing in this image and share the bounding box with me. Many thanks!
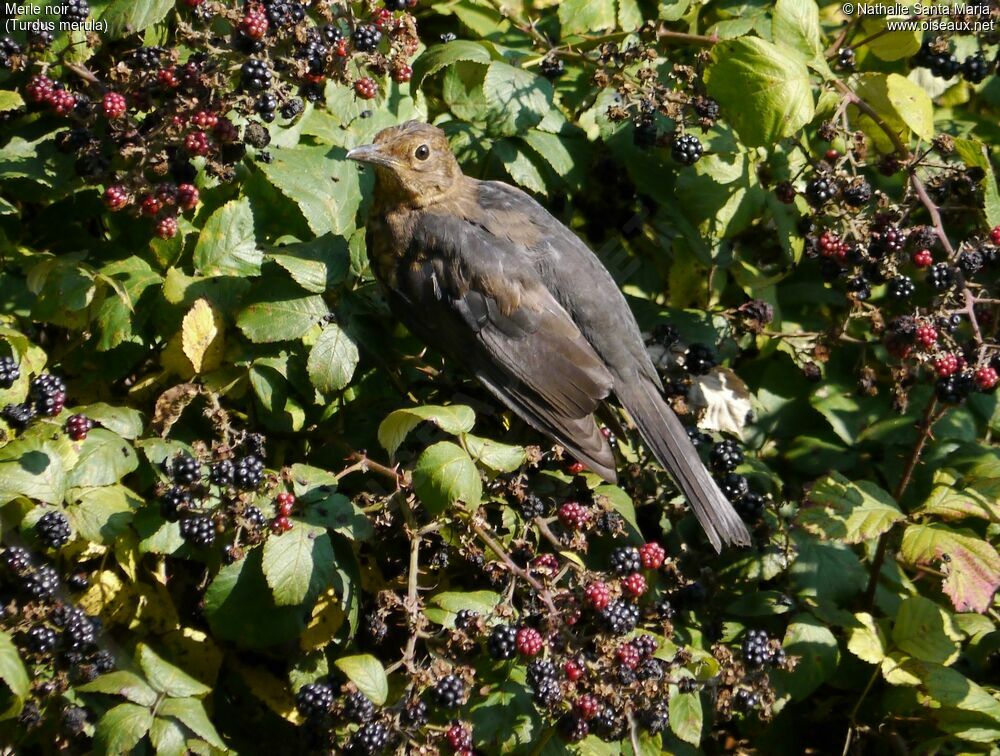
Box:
[386,209,617,481]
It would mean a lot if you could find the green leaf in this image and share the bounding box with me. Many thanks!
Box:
[798,472,904,543]
[65,429,139,488]
[193,197,261,277]
[705,37,814,148]
[78,671,158,707]
[558,0,616,35]
[237,279,330,343]
[953,138,1000,228]
[0,90,24,113]
[860,17,922,61]
[303,493,373,542]
[138,644,211,698]
[891,596,963,665]
[66,485,138,544]
[414,41,492,84]
[412,441,482,515]
[886,74,934,141]
[78,403,145,440]
[157,698,225,749]
[101,0,174,38]
[333,654,388,706]
[669,691,703,745]
[850,73,911,152]
[431,590,502,618]
[262,522,335,606]
[378,405,476,457]
[94,703,153,755]
[916,469,1000,523]
[482,62,554,137]
[0,631,28,719]
[492,139,547,194]
[258,145,363,237]
[464,434,526,473]
[470,675,538,750]
[267,234,351,294]
[900,523,1000,614]
[918,663,1000,743]
[790,535,866,604]
[0,438,67,505]
[773,614,840,700]
[307,322,359,394]
[772,0,823,62]
[149,717,188,756]
[847,612,888,664]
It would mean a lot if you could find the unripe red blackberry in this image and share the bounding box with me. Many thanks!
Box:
[26,74,54,103]
[912,248,933,267]
[615,642,640,669]
[446,723,472,750]
[515,626,543,656]
[934,354,959,377]
[975,366,998,391]
[276,492,295,516]
[191,110,218,130]
[65,414,92,441]
[563,659,584,681]
[915,324,937,349]
[240,8,269,39]
[177,183,199,211]
[621,572,647,597]
[559,714,589,743]
[141,194,163,216]
[48,88,76,116]
[102,92,127,119]
[566,460,586,475]
[354,77,378,100]
[991,226,1000,245]
[558,501,588,529]
[184,130,211,156]
[584,580,611,610]
[639,541,665,570]
[157,67,180,88]
[156,216,178,239]
[575,694,600,720]
[775,181,796,204]
[214,119,239,143]
[392,64,413,83]
[271,515,292,533]
[531,553,558,573]
[103,185,129,211]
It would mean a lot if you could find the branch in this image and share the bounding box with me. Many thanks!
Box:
[469,518,558,618]
[657,26,719,46]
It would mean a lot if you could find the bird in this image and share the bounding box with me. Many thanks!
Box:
[347,121,750,551]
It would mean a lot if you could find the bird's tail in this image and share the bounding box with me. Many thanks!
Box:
[616,377,751,552]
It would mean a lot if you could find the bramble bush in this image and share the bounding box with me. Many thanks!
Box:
[0,0,999,753]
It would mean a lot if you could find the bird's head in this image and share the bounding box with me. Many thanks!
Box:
[347,121,462,206]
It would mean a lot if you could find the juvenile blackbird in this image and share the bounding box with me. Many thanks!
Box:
[348,121,750,550]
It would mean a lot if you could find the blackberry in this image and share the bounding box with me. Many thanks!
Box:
[26,625,59,654]
[685,343,716,375]
[23,565,60,599]
[887,275,915,300]
[180,516,216,547]
[805,176,836,208]
[0,356,19,388]
[718,472,749,502]
[639,702,670,734]
[678,676,698,692]
[401,699,428,727]
[243,505,267,530]
[234,455,264,490]
[170,452,201,486]
[846,275,871,301]
[256,93,278,122]
[280,98,305,120]
[63,612,96,651]
[936,372,976,404]
[734,687,760,711]
[61,0,90,23]
[161,487,192,522]
[488,624,517,660]
[593,510,624,535]
[958,249,983,277]
[131,46,164,70]
[637,658,665,680]
[927,263,956,291]
[65,414,93,441]
[962,52,990,84]
[353,24,382,53]
[742,628,773,667]
[531,676,562,707]
[19,702,42,730]
[67,572,89,591]
[559,714,589,742]
[322,24,343,44]
[2,402,34,430]
[61,706,89,736]
[30,373,67,416]
[454,609,479,632]
[241,59,273,91]
[592,706,626,742]
[265,1,305,27]
[672,133,703,166]
[384,0,409,8]
[348,722,389,755]
[210,459,235,487]
[2,545,32,574]
[710,439,743,473]
[609,546,641,575]
[526,658,558,688]
[737,491,766,519]
[0,37,21,68]
[28,30,53,49]
[296,682,334,719]
[843,179,871,207]
[432,674,465,708]
[92,649,115,673]
[686,426,711,447]
[693,95,720,121]
[36,510,72,548]
[652,322,679,348]
[539,56,565,79]
[837,47,855,70]
[600,600,639,635]
[440,32,457,43]
[343,691,376,723]
[519,494,545,519]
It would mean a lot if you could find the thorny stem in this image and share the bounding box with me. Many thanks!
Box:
[841,665,882,756]
[398,492,423,671]
[469,518,559,618]
[656,26,720,46]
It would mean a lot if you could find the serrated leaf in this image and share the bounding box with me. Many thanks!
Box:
[0,631,28,719]
[0,438,67,505]
[193,197,261,277]
[262,522,335,606]
[860,17,922,61]
[333,654,388,706]
[307,322,358,394]
[847,612,887,664]
[378,405,476,457]
[94,703,154,754]
[891,596,963,665]
[267,234,351,294]
[412,441,482,515]
[799,472,903,543]
[138,644,211,698]
[917,662,1000,743]
[414,40,492,83]
[149,717,188,756]
[900,524,1000,614]
[101,0,174,38]
[79,671,159,706]
[775,615,840,700]
[886,73,934,141]
[181,299,225,374]
[482,62,553,137]
[431,590,502,617]
[237,280,329,343]
[669,691,703,745]
[705,37,814,148]
[953,137,1000,228]
[558,0,616,35]
[464,434,526,473]
[77,403,145,439]
[916,469,1000,522]
[0,91,24,113]
[772,0,823,62]
[157,698,225,749]
[66,485,138,544]
[65,428,139,488]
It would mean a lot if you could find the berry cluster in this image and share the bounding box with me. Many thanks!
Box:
[2,370,79,434]
[912,38,995,84]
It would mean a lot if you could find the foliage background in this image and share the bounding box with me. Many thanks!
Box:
[0,0,999,754]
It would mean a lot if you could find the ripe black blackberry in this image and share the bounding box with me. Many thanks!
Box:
[693,96,720,121]
[67,571,89,591]
[210,459,235,487]
[2,545,32,574]
[592,706,626,742]
[887,275,915,301]
[962,52,990,84]
[526,658,558,688]
[454,609,479,632]
[0,37,21,68]
[401,699,428,727]
[805,175,836,207]
[559,714,589,742]
[0,356,19,388]
[234,455,264,490]
[241,59,273,91]
[518,494,545,519]
[280,98,305,120]
[352,24,382,53]
[171,452,201,486]
[651,597,675,620]
[593,510,624,535]
[736,491,766,520]
[322,24,343,44]
[742,628,773,667]
[432,674,465,708]
[26,625,59,654]
[61,0,90,23]
[343,691,376,723]
[637,658,665,681]
[531,676,561,707]
[710,439,743,473]
[63,612,96,651]
[61,706,89,736]
[638,702,670,734]
[837,47,855,70]
[927,263,956,291]
[685,343,716,375]
[734,687,760,711]
[161,487,192,522]
[3,402,36,429]
[30,373,67,416]
[539,56,564,79]
[131,46,164,70]
[65,414,93,441]
[958,249,983,277]
[608,545,641,575]
[242,505,267,531]
[671,133,703,166]
[348,722,389,755]
[256,93,278,122]
[632,114,658,149]
[600,600,639,635]
[180,516,216,547]
[846,275,871,301]
[296,681,334,719]
[92,649,115,673]
[265,0,305,27]
[23,564,60,599]
[36,510,72,548]
[718,472,750,502]
[384,0,409,8]
[936,371,976,404]
[686,426,711,448]
[488,624,517,659]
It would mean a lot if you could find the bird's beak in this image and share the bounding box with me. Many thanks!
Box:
[346,143,392,167]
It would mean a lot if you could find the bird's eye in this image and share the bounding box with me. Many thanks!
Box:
[414,144,430,161]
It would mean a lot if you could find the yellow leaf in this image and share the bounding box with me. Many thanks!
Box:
[161,332,195,379]
[233,661,303,725]
[181,298,225,374]
[300,588,345,652]
[162,628,223,687]
[77,569,135,625]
